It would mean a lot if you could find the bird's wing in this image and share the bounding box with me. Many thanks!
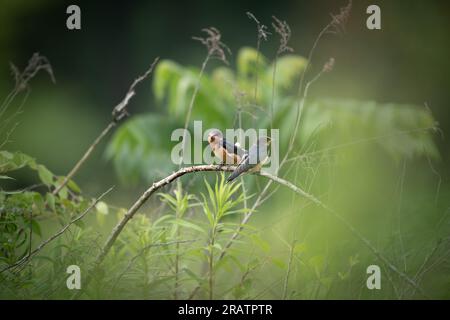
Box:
[235,143,248,157]
[226,155,250,183]
[222,139,247,157]
[236,152,248,166]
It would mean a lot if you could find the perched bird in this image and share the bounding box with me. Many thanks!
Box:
[226,136,271,183]
[207,129,247,165]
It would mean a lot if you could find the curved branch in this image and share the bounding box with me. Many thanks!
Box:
[96,165,235,263]
[76,164,427,299]
[73,164,234,298]
[258,173,429,298]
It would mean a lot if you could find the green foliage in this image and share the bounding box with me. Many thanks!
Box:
[298,99,440,161]
[201,174,247,227]
[1,47,446,300]
[107,47,439,184]
[0,150,96,291]
[105,114,179,184]
[1,151,449,299]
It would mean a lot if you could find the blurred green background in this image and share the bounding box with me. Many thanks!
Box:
[1,0,449,195]
[1,0,449,299]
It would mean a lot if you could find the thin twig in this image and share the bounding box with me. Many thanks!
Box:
[287,1,351,163]
[285,125,438,164]
[0,53,54,119]
[191,170,429,298]
[257,173,430,298]
[205,6,352,285]
[111,239,198,293]
[207,68,326,287]
[247,12,270,102]
[74,165,316,297]
[52,122,115,195]
[75,162,430,300]
[0,53,53,148]
[407,238,445,297]
[282,239,296,299]
[179,28,229,169]
[270,16,293,128]
[179,54,211,169]
[52,58,159,195]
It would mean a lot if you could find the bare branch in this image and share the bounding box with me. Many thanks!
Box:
[52,58,159,196]
[247,12,270,102]
[282,239,296,299]
[112,57,160,122]
[68,163,428,299]
[0,53,54,148]
[52,122,116,196]
[285,0,352,162]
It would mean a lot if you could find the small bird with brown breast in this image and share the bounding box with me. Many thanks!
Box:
[207,129,247,165]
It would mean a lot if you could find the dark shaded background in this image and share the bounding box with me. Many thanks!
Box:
[1,0,449,199]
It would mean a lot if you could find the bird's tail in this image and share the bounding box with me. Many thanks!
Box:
[226,166,246,184]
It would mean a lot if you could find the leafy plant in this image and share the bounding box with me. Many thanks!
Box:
[199,174,248,299]
[107,47,439,185]
[0,151,88,267]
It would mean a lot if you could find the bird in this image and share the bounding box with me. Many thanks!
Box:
[226,136,271,183]
[207,129,247,165]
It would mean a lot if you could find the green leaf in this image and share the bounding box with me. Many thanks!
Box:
[46,193,56,211]
[58,186,68,200]
[294,242,307,254]
[37,165,54,186]
[237,47,268,79]
[309,255,325,277]
[183,267,203,284]
[271,257,287,269]
[169,218,206,234]
[67,180,81,193]
[267,54,307,92]
[31,220,42,237]
[0,151,34,174]
[95,201,109,215]
[32,192,45,213]
[105,114,178,185]
[251,234,270,253]
[300,99,440,161]
[74,219,85,229]
[153,60,182,103]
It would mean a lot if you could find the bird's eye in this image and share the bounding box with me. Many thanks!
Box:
[210,136,215,142]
